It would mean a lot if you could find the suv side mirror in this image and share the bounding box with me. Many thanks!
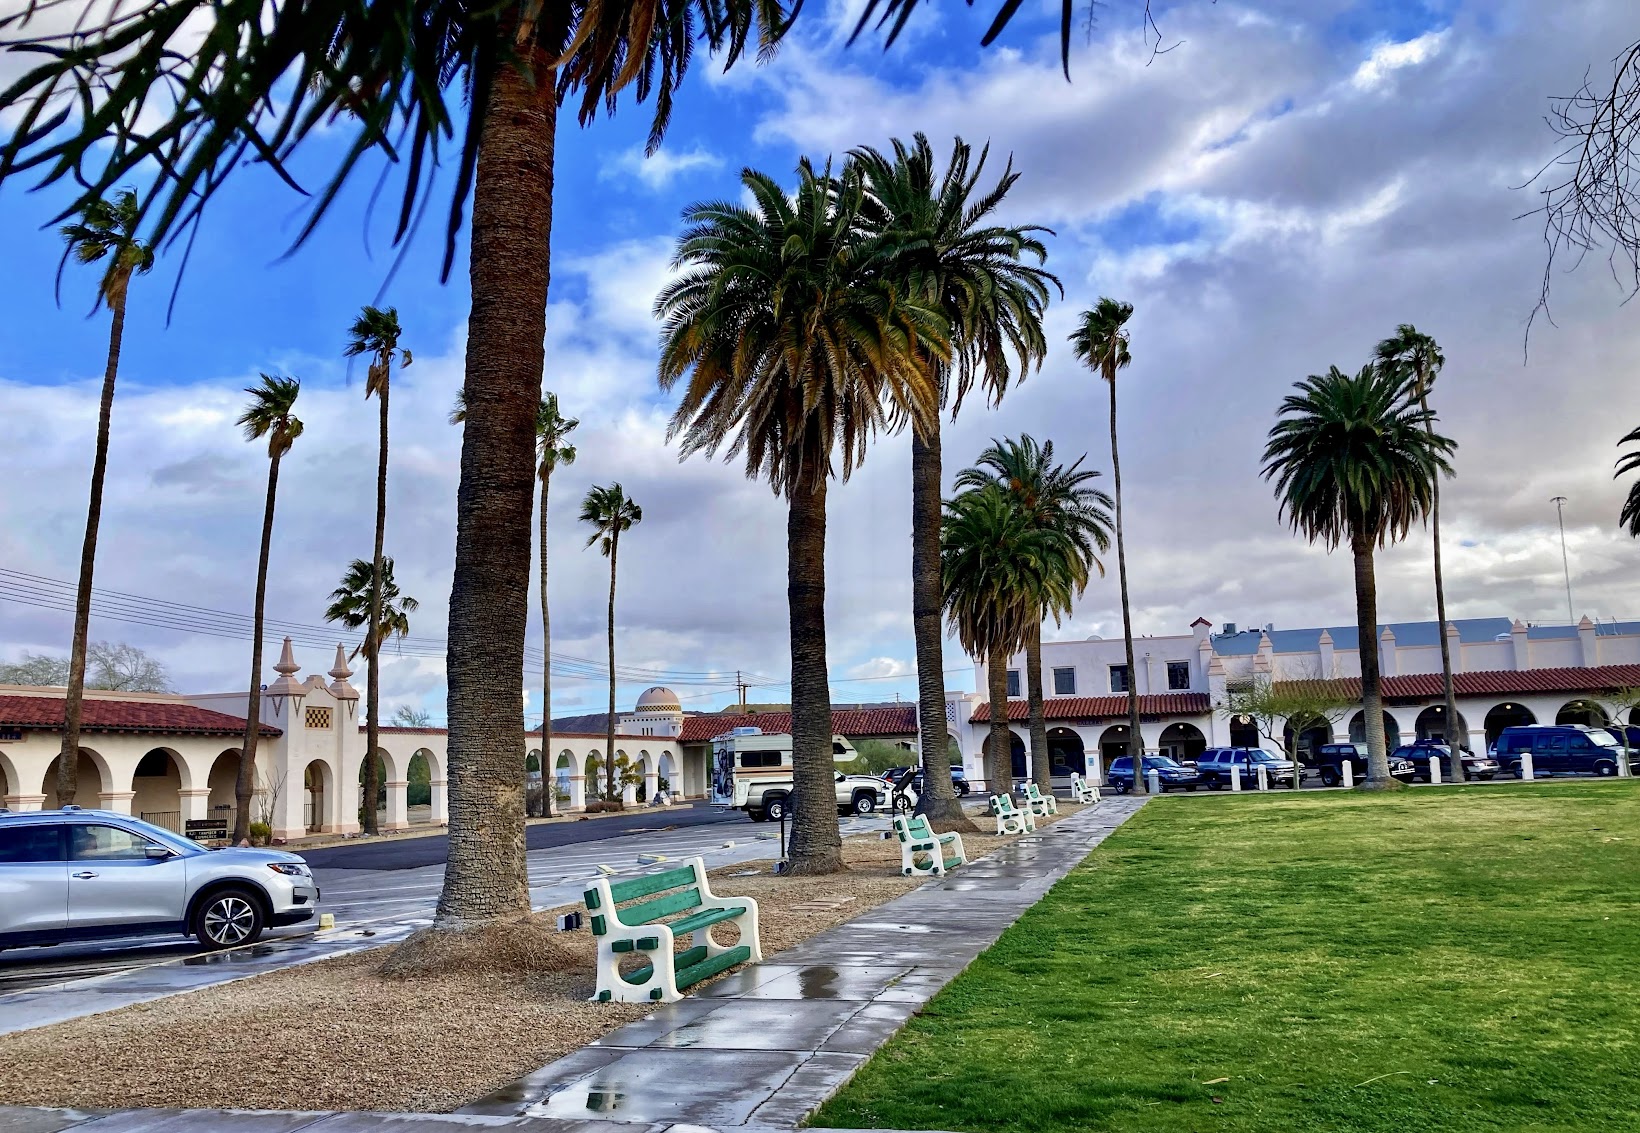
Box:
[144,845,175,860]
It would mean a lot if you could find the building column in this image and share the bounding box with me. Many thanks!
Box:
[383,780,408,831]
[99,790,135,815]
[429,779,448,825]
[179,788,211,824]
[621,778,638,806]
[644,770,658,803]
[5,793,46,812]
[569,773,585,811]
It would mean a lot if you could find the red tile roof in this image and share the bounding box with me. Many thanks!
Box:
[0,695,280,737]
[527,730,681,743]
[970,694,1211,723]
[1278,665,1640,702]
[677,707,918,745]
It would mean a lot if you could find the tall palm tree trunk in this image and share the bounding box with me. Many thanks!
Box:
[57,288,126,806]
[434,42,554,928]
[786,480,843,875]
[1108,373,1146,793]
[363,370,389,836]
[234,449,283,843]
[1353,535,1396,788]
[540,469,554,816]
[1423,394,1463,780]
[604,528,619,803]
[911,424,974,831]
[1025,622,1051,788]
[985,645,1012,795]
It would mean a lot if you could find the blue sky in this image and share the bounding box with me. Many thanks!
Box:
[3,0,1639,722]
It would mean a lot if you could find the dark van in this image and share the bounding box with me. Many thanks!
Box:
[1492,725,1635,778]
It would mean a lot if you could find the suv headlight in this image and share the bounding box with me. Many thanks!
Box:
[268,862,309,877]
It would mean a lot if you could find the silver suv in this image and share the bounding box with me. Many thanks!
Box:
[0,806,320,952]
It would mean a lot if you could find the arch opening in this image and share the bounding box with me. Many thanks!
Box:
[42,750,109,809]
[1556,699,1609,727]
[1097,724,1134,762]
[1047,728,1086,776]
[304,759,335,832]
[1414,705,1470,745]
[408,749,434,823]
[1158,722,1207,763]
[133,747,187,832]
[1484,702,1537,747]
[1348,710,1401,747]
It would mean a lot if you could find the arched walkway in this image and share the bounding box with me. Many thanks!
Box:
[555,749,577,809]
[1349,710,1402,746]
[132,747,189,832]
[1484,702,1536,747]
[0,749,15,805]
[1047,727,1086,776]
[1097,724,1134,762]
[1557,699,1609,727]
[407,749,433,825]
[1158,722,1207,762]
[304,759,335,833]
[1227,713,1259,748]
[42,749,112,810]
[981,729,1026,785]
[636,750,654,803]
[1414,705,1468,744]
[656,751,677,796]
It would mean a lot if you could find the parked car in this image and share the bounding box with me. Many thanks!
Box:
[1108,755,1201,793]
[880,766,970,796]
[1392,741,1499,781]
[0,806,319,953]
[1314,742,1417,786]
[1605,724,1640,751]
[1195,747,1297,789]
[1492,725,1636,778]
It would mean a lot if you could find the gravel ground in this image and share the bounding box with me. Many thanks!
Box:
[0,802,1079,1113]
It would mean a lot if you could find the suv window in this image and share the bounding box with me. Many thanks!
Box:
[0,824,65,863]
[69,824,157,861]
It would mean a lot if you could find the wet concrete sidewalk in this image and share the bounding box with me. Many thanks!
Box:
[0,797,1145,1133]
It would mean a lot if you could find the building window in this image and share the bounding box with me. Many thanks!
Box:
[1005,669,1021,698]
[1167,661,1191,691]
[305,705,333,730]
[1109,665,1130,694]
[1053,667,1076,696]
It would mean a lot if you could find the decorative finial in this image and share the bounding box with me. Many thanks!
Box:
[265,636,308,714]
[328,643,360,701]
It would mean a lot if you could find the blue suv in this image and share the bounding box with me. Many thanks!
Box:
[1108,755,1201,793]
[1492,725,1635,778]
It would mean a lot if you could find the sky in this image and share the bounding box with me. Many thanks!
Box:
[2,0,1638,724]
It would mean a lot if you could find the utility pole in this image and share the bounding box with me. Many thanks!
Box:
[1551,496,1575,624]
[736,670,748,712]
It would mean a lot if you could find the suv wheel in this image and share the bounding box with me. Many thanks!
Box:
[852,793,877,816]
[1510,761,1524,780]
[1596,760,1618,777]
[891,793,913,814]
[1203,772,1222,791]
[955,782,971,796]
[193,887,265,950]
[1319,767,1339,787]
[764,796,788,822]
[1113,778,1131,795]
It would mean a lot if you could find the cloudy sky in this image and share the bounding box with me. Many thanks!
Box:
[1,0,1637,723]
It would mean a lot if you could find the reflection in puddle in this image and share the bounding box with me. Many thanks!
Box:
[181,944,279,967]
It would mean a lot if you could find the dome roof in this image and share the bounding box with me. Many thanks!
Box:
[635,686,682,711]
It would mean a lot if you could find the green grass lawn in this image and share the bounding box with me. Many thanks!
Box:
[814,782,1640,1133]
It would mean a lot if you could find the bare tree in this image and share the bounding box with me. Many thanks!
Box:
[1221,667,1355,788]
[87,642,170,691]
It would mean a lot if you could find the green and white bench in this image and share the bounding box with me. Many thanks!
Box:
[991,793,1035,835]
[892,813,967,877]
[1068,771,1100,805]
[584,856,761,1004]
[1023,782,1059,817]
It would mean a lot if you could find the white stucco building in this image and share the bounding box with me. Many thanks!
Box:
[949,614,1640,781]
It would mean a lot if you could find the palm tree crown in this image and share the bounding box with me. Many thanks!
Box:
[1617,428,1640,537]
[538,393,579,480]
[59,189,155,308]
[325,558,420,660]
[580,484,642,554]
[1068,298,1133,383]
[1262,365,1456,549]
[956,434,1112,592]
[237,374,305,458]
[1374,324,1445,400]
[345,306,410,399]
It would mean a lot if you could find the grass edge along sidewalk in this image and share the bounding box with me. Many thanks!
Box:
[814,781,1640,1133]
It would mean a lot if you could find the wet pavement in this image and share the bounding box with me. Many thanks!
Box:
[0,797,1147,1133]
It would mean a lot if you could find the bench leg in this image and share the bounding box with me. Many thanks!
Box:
[595,936,682,1005]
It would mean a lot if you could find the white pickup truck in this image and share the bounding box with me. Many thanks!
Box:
[713,729,889,821]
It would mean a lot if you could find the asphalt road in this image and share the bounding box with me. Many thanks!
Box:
[298,799,747,870]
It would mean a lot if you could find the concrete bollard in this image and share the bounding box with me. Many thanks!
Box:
[1522,752,1535,781]
[1428,756,1442,785]
[1230,767,1242,793]
[1256,765,1269,792]
[1147,768,1161,794]
[1342,762,1355,788]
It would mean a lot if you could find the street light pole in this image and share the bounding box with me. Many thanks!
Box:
[1551,496,1575,624]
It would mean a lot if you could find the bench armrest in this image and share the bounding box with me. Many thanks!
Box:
[689,857,762,963]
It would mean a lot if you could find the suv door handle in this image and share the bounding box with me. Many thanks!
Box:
[72,870,99,879]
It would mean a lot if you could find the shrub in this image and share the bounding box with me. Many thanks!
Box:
[248,822,272,846]
[407,783,432,807]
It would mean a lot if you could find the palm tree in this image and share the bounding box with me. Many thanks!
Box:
[0,0,1068,938]
[344,306,410,836]
[51,190,155,806]
[1262,364,1455,786]
[1375,325,1465,776]
[956,435,1112,788]
[325,558,419,826]
[851,133,1057,831]
[580,484,642,805]
[658,161,943,874]
[941,482,1075,794]
[452,390,580,817]
[1069,299,1147,792]
[232,374,304,844]
[1618,428,1640,536]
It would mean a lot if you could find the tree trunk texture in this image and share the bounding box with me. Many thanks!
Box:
[1353,537,1398,788]
[1423,392,1464,779]
[604,527,619,804]
[433,42,555,927]
[785,479,844,875]
[234,450,282,842]
[910,421,975,832]
[1108,372,1146,793]
[363,360,389,837]
[540,468,554,816]
[985,645,1012,795]
[57,288,126,806]
[1026,622,1051,789]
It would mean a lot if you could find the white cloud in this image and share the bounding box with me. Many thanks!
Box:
[600,145,724,191]
[1351,30,1450,91]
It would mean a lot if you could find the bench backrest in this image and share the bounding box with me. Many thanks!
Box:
[893,814,934,842]
[1024,783,1044,799]
[992,794,1018,815]
[584,860,704,937]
